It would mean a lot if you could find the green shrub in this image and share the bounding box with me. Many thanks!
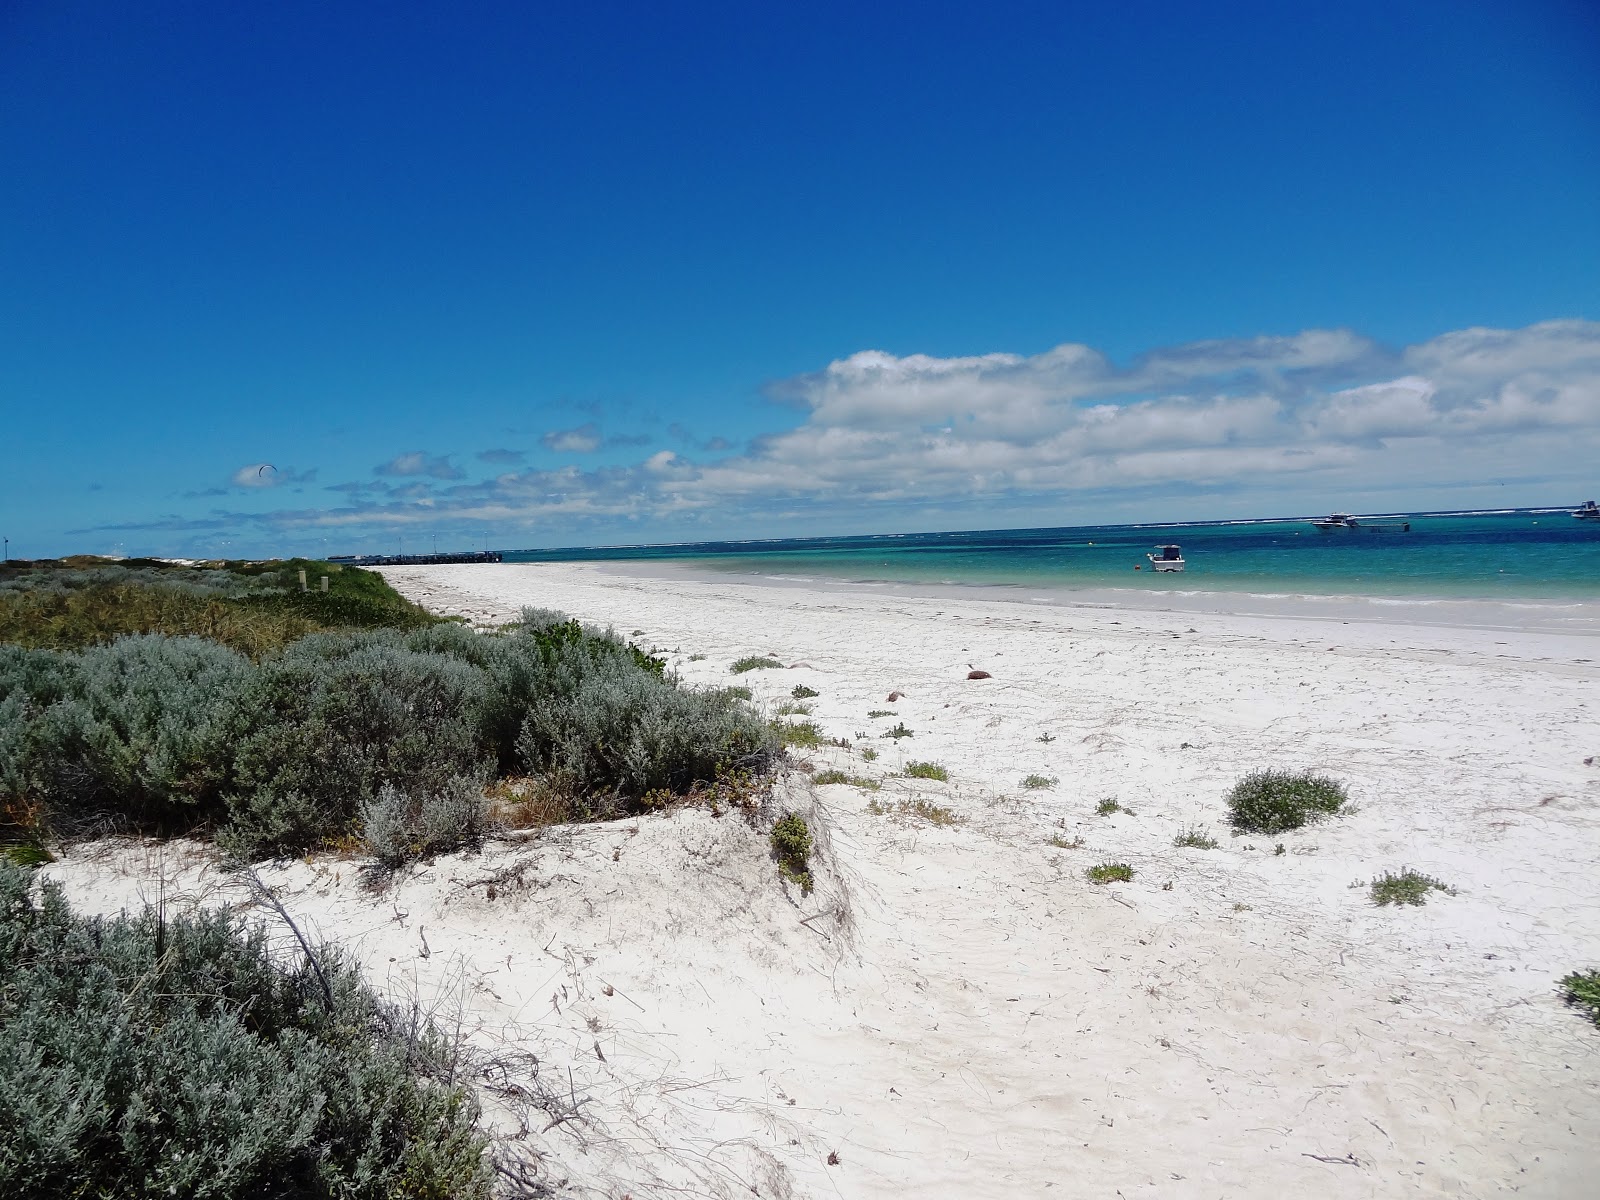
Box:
[0,860,493,1199]
[1095,797,1121,817]
[776,720,824,749]
[1369,868,1456,906]
[880,722,913,740]
[725,685,753,701]
[903,761,948,781]
[770,812,813,894]
[1085,862,1133,884]
[775,700,813,716]
[1560,969,1600,1028]
[866,709,895,719]
[790,684,819,699]
[1173,824,1219,849]
[1226,770,1346,834]
[731,656,784,674]
[1021,774,1056,790]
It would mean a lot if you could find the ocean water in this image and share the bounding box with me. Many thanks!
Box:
[503,509,1600,602]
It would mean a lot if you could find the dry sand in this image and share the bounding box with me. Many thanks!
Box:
[44,562,1600,1198]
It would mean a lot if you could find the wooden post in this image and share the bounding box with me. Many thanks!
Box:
[320,575,328,592]
[298,568,307,591]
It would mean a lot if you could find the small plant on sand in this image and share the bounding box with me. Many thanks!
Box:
[776,720,824,749]
[776,700,813,716]
[880,722,914,740]
[906,798,958,825]
[860,746,878,762]
[731,655,784,674]
[723,685,753,700]
[770,811,814,894]
[903,761,948,781]
[866,797,959,825]
[1370,868,1456,906]
[688,653,707,661]
[791,684,819,699]
[1085,861,1133,884]
[866,709,896,719]
[812,769,879,791]
[1021,774,1057,790]
[1095,797,1123,817]
[1559,970,1600,1028]
[1226,769,1346,834]
[1047,833,1083,849]
[1173,825,1219,849]
[1036,732,1056,743]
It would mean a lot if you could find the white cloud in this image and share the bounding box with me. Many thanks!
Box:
[541,424,603,453]
[375,451,463,480]
[186,319,1600,539]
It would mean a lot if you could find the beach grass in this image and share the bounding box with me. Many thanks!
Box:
[1370,868,1456,906]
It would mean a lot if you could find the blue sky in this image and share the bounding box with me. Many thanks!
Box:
[3,0,1598,558]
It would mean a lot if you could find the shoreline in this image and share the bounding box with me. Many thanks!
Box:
[582,556,1600,637]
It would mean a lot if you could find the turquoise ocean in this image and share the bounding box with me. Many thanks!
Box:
[503,508,1600,603]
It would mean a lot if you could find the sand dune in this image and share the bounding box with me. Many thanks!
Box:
[45,562,1600,1198]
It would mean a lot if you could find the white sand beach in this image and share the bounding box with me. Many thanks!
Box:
[45,562,1600,1198]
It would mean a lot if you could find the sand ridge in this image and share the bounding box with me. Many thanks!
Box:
[44,561,1600,1198]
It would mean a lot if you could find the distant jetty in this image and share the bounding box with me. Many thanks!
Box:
[327,551,503,566]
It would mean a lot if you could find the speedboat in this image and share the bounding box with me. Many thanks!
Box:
[1147,544,1185,572]
[1573,500,1600,520]
[1311,512,1411,532]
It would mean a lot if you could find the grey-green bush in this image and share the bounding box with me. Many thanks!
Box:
[222,634,493,860]
[0,636,251,835]
[1226,769,1347,834]
[362,776,490,868]
[0,859,493,1199]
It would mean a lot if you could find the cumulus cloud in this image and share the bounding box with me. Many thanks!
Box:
[375,451,463,480]
[117,320,1600,542]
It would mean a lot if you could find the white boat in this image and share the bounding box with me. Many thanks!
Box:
[1147,544,1185,572]
[1311,512,1411,532]
[1573,500,1600,520]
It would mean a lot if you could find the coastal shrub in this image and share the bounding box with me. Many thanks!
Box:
[860,746,878,761]
[866,709,896,719]
[1085,861,1133,884]
[1226,769,1347,834]
[514,636,776,802]
[790,684,819,699]
[730,655,784,674]
[1047,833,1083,849]
[0,860,493,1199]
[880,722,914,740]
[361,776,490,869]
[1173,824,1219,849]
[223,636,493,860]
[903,761,948,781]
[1560,969,1600,1028]
[1369,868,1456,906]
[1095,797,1122,816]
[1021,774,1056,790]
[0,636,252,836]
[770,812,813,894]
[725,685,753,701]
[775,700,813,716]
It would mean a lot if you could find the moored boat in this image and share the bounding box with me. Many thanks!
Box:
[1573,500,1600,520]
[1146,544,1185,572]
